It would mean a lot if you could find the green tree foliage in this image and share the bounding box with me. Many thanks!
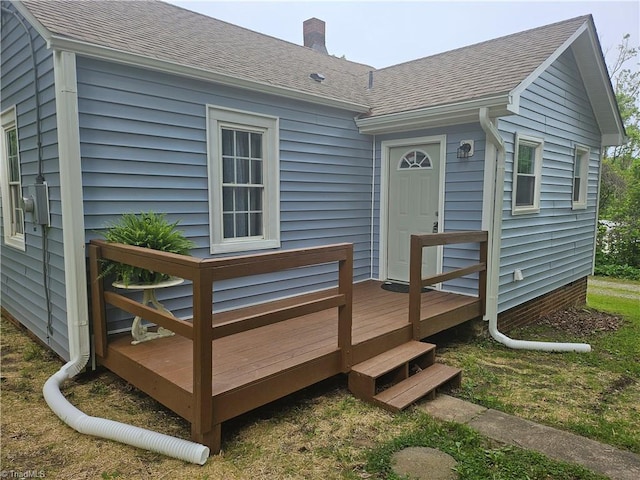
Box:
[597,34,640,278]
[607,34,639,169]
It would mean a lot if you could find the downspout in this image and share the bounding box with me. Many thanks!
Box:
[370,134,376,279]
[42,49,209,464]
[479,107,590,353]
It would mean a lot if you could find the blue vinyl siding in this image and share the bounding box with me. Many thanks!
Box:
[497,48,601,312]
[75,57,373,331]
[373,124,486,295]
[0,5,68,358]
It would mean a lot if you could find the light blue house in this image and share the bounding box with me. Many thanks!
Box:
[1,0,625,362]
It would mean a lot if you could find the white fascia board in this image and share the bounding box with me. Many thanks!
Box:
[602,132,627,147]
[572,24,626,141]
[355,95,512,135]
[12,1,52,43]
[47,36,370,114]
[510,22,589,108]
[511,19,625,143]
[506,93,520,115]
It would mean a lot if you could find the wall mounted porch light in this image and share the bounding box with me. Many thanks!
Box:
[457,140,474,158]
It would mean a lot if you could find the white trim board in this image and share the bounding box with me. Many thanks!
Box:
[53,50,90,361]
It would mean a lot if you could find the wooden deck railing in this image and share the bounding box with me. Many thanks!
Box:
[408,231,488,340]
[88,239,353,449]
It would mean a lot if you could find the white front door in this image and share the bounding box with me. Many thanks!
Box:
[387,143,442,282]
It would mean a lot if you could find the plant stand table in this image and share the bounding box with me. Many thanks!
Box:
[112,277,184,345]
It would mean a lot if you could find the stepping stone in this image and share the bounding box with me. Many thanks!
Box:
[391,446,458,480]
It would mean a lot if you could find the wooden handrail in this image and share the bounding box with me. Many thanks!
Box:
[201,243,352,280]
[409,231,488,340]
[91,239,202,280]
[88,238,354,449]
[212,294,346,339]
[89,241,353,340]
[412,231,488,247]
[420,263,486,288]
[104,291,194,339]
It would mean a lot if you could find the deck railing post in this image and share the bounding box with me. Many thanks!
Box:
[338,244,353,372]
[409,235,423,340]
[88,243,108,358]
[479,236,488,316]
[191,266,217,453]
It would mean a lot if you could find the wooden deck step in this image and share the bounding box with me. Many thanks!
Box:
[373,363,462,412]
[348,341,436,401]
[351,340,435,378]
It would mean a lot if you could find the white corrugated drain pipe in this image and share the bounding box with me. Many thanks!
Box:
[43,48,209,464]
[44,362,210,465]
[479,107,590,353]
[40,269,209,465]
[41,300,209,465]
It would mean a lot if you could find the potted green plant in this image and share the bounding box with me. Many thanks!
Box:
[101,211,195,286]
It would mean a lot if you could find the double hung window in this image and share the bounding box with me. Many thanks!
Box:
[572,145,589,209]
[512,134,543,215]
[1,107,25,250]
[208,106,279,253]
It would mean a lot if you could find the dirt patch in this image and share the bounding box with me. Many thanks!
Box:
[537,308,623,336]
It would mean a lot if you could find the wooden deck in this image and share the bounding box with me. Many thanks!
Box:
[89,231,487,454]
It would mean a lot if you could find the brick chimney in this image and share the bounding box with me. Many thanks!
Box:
[303,18,328,54]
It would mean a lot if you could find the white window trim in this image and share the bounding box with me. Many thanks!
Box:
[512,133,543,215]
[207,105,280,254]
[572,144,589,210]
[1,106,26,251]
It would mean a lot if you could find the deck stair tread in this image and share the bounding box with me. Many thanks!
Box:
[373,363,461,412]
[351,340,435,378]
[348,340,461,412]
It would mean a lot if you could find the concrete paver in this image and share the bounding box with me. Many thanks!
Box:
[418,393,487,423]
[420,395,640,480]
[468,408,640,480]
[391,447,459,480]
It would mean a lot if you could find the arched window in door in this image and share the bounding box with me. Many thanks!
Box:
[397,149,432,169]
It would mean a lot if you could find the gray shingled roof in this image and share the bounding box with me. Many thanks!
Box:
[19,0,590,118]
[365,15,590,117]
[20,0,373,108]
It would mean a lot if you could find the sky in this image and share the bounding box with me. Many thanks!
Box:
[168,0,639,70]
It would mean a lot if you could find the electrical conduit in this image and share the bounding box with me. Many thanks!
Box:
[479,107,591,353]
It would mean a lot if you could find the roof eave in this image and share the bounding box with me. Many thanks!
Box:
[509,18,626,146]
[573,21,627,146]
[45,34,370,114]
[356,95,513,134]
[509,22,589,110]
[602,132,627,147]
[13,0,53,43]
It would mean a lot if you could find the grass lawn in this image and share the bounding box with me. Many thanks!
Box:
[1,276,635,478]
[437,276,640,455]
